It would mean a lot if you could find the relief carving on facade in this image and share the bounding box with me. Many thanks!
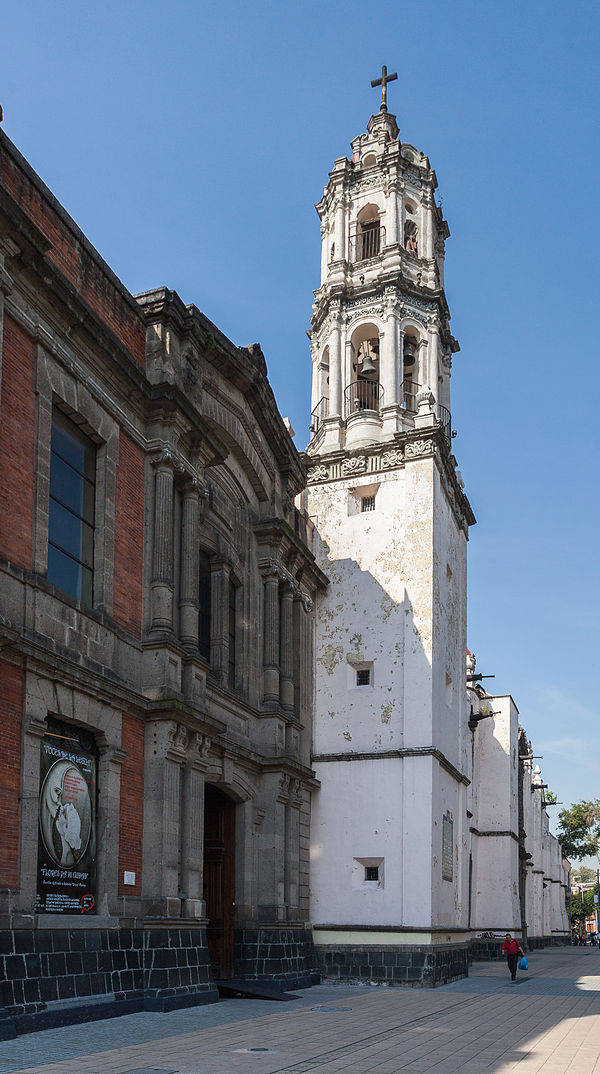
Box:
[405,439,436,458]
[381,448,404,469]
[342,456,367,475]
[308,464,329,483]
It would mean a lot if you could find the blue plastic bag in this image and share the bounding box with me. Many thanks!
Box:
[519,956,528,971]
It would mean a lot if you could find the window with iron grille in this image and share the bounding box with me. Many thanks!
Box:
[442,812,454,882]
[360,221,381,260]
[198,551,211,660]
[364,865,379,882]
[47,409,96,605]
[356,668,371,687]
[361,495,375,513]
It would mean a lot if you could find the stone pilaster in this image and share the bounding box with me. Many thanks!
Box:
[382,309,400,409]
[285,780,302,921]
[386,182,399,247]
[262,569,280,705]
[210,559,230,682]
[334,201,345,262]
[179,480,201,649]
[257,772,288,922]
[279,584,294,713]
[180,732,211,918]
[142,720,187,918]
[96,740,126,916]
[329,317,342,418]
[150,452,175,632]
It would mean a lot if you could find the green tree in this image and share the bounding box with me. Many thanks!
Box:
[557,800,600,862]
[573,865,597,884]
[569,888,597,926]
[544,790,558,804]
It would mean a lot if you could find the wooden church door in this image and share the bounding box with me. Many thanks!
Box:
[203,784,236,979]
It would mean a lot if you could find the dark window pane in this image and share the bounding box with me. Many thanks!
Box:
[47,544,84,601]
[51,410,95,480]
[49,498,83,561]
[48,499,94,567]
[48,411,96,605]
[198,552,211,661]
[50,453,95,520]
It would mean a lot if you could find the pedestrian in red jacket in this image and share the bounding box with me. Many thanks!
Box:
[501,933,525,981]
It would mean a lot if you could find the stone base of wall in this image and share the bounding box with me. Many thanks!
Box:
[234,926,320,991]
[527,934,570,949]
[1,926,218,1038]
[468,939,505,962]
[469,933,571,963]
[315,943,469,988]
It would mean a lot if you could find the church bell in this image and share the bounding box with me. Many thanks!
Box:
[360,353,376,375]
[403,339,417,368]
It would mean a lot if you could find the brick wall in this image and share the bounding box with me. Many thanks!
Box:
[0,316,35,569]
[113,432,144,638]
[0,662,23,888]
[0,137,146,367]
[117,714,144,897]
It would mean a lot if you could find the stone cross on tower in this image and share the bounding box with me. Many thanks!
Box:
[370,65,397,113]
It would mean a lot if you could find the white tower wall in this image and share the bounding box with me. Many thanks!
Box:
[306,86,475,982]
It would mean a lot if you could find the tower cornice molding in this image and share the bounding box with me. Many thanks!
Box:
[306,428,475,533]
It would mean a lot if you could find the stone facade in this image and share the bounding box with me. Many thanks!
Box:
[0,127,326,1037]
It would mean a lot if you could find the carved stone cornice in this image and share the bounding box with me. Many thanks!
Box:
[306,429,475,532]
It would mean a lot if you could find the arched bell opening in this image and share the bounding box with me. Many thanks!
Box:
[402,328,421,413]
[310,346,330,435]
[345,322,383,417]
[353,204,383,262]
[404,217,418,256]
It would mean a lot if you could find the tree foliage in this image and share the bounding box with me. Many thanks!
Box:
[558,800,600,862]
[569,887,597,926]
[573,865,597,884]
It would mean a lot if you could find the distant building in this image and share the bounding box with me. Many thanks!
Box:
[467,678,569,953]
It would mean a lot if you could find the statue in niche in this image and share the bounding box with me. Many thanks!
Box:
[404,220,418,255]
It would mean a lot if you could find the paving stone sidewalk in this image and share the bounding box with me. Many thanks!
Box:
[1,947,599,1074]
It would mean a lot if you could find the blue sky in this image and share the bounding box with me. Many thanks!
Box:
[3,0,599,844]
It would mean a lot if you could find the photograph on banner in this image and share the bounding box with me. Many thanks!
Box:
[36,717,97,914]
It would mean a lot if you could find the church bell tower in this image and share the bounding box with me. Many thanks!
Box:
[305,70,477,984]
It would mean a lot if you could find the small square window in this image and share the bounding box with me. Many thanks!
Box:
[356,668,371,686]
[361,495,375,513]
[364,865,379,882]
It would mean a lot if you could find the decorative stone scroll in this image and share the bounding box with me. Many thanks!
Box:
[308,464,329,483]
[381,448,404,468]
[405,439,436,458]
[342,456,367,475]
[191,732,212,760]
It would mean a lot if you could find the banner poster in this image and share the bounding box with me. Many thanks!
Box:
[36,717,97,914]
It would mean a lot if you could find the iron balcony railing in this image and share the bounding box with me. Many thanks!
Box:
[401,380,452,440]
[309,396,329,435]
[344,380,384,417]
[437,403,452,442]
[401,378,420,413]
[349,224,385,264]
